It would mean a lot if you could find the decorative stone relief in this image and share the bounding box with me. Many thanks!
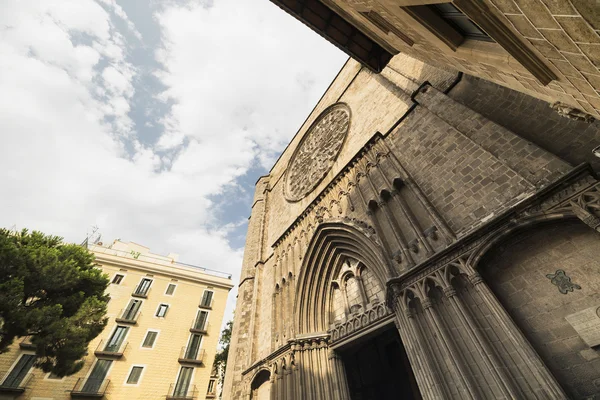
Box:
[329,302,390,344]
[546,269,582,294]
[551,102,595,123]
[284,103,350,202]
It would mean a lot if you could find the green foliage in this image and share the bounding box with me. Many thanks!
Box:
[0,228,109,377]
[214,320,232,388]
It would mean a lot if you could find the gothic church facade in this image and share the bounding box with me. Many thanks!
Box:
[223,1,600,399]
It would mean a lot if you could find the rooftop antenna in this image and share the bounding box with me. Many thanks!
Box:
[81,225,101,248]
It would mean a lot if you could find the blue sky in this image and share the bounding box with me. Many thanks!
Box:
[0,0,346,324]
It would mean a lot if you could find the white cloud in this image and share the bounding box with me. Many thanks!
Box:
[0,0,346,328]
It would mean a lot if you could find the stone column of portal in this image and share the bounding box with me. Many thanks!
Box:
[443,285,523,398]
[421,297,482,399]
[329,351,350,400]
[269,369,276,400]
[391,294,449,399]
[468,272,567,398]
[303,343,314,400]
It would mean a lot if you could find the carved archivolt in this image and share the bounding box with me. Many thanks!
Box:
[284,103,351,202]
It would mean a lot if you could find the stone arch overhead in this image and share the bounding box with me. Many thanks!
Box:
[467,211,578,271]
[294,221,394,334]
[249,366,272,385]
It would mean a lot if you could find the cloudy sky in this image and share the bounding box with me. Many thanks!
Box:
[0,0,346,326]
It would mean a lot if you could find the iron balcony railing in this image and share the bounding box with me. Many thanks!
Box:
[115,307,141,324]
[166,383,197,400]
[132,285,151,298]
[19,336,36,350]
[190,318,209,334]
[94,339,128,359]
[0,372,33,394]
[71,378,109,398]
[178,347,205,366]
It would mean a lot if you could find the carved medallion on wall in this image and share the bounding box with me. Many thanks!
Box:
[284,103,350,202]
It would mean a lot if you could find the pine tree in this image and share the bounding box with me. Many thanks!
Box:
[0,228,109,377]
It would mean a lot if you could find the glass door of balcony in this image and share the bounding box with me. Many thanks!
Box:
[105,326,128,352]
[185,334,202,360]
[82,359,112,393]
[174,367,193,397]
[2,354,35,388]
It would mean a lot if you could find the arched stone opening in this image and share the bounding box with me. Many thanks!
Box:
[250,369,271,400]
[476,219,600,399]
[294,222,421,400]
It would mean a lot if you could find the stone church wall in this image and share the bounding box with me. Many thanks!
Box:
[481,221,600,399]
[449,75,600,171]
[224,50,600,400]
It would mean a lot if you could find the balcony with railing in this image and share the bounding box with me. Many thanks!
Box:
[115,307,141,324]
[178,347,205,366]
[71,378,109,398]
[166,383,197,400]
[131,285,151,299]
[94,339,128,359]
[19,336,36,350]
[189,319,209,334]
[0,372,33,394]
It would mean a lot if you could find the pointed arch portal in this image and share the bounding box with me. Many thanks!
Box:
[293,222,421,400]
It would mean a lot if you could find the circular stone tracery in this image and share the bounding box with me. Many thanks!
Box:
[284,103,350,202]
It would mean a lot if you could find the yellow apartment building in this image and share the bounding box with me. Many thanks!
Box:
[0,240,233,400]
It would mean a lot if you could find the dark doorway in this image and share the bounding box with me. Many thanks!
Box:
[340,325,422,400]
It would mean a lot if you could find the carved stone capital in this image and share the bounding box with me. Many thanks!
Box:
[469,272,483,286]
[422,298,433,309]
[443,286,457,298]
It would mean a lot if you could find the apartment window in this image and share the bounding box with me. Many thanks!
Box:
[112,274,124,284]
[165,283,177,296]
[156,304,169,318]
[193,310,209,331]
[1,354,35,388]
[173,367,194,397]
[105,326,129,352]
[134,278,152,297]
[207,379,216,394]
[200,290,213,308]
[126,366,144,385]
[142,330,158,348]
